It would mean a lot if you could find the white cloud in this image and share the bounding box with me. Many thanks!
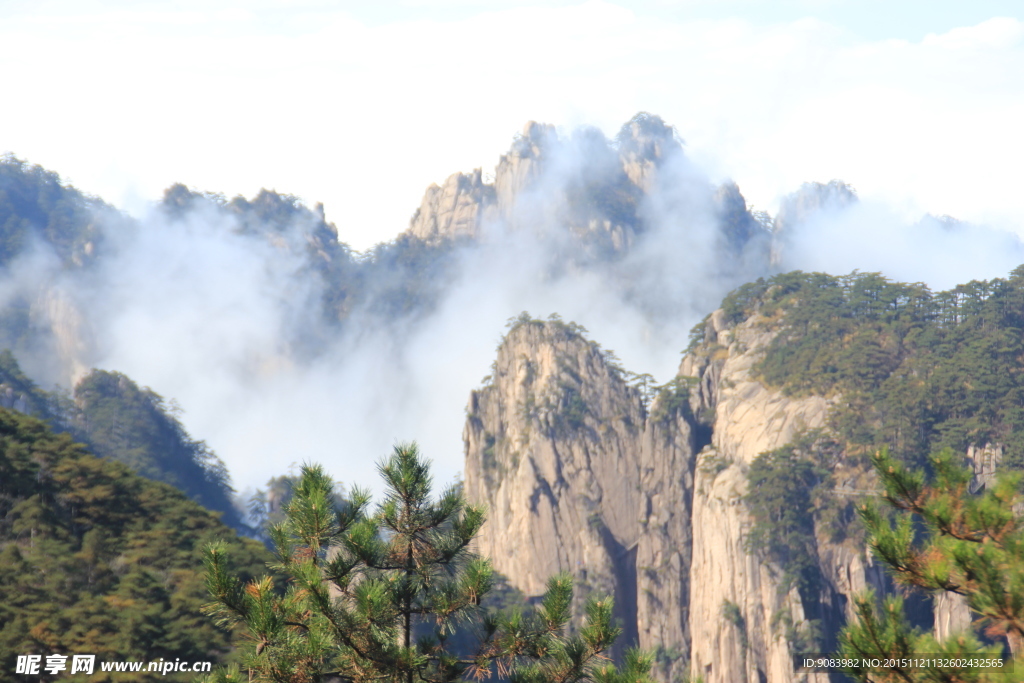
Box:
[2,3,1015,250]
[1,1,1023,494]
[0,3,1019,250]
[922,16,1022,48]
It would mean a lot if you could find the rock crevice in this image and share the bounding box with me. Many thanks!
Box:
[464,311,890,683]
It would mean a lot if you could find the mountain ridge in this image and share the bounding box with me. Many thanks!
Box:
[463,266,1024,682]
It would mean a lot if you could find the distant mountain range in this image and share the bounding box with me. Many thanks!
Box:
[1,114,1022,681]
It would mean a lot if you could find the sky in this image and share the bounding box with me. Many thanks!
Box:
[2,0,1024,497]
[1,0,1022,251]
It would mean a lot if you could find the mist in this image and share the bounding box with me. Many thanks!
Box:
[3,115,1023,499]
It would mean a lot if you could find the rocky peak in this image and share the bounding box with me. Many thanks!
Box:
[464,316,645,654]
[398,113,780,281]
[464,305,896,683]
[774,180,858,232]
[615,113,681,192]
[407,169,495,243]
[713,181,766,255]
[771,180,858,265]
[494,121,559,213]
[681,310,838,683]
[159,185,348,265]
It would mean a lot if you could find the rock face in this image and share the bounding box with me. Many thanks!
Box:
[34,287,94,385]
[616,113,677,193]
[407,170,496,243]
[463,318,645,653]
[464,311,893,683]
[494,122,560,215]
[633,382,700,682]
[771,180,858,267]
[681,312,836,683]
[403,114,767,266]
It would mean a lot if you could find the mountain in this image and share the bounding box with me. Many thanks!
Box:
[405,114,769,268]
[464,315,648,662]
[3,112,1022,680]
[0,152,119,269]
[0,407,270,679]
[0,112,786,507]
[0,351,242,528]
[464,268,1024,683]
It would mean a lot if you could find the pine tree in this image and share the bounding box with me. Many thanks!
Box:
[203,443,653,683]
[838,448,1024,682]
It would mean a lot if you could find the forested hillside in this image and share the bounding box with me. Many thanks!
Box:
[0,408,270,681]
[715,267,1024,467]
[0,352,242,527]
[3,115,1024,682]
[0,153,117,268]
[464,265,1024,683]
[156,182,481,331]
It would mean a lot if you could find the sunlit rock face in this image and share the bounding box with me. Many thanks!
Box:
[407,169,495,243]
[403,114,770,269]
[463,319,645,658]
[464,309,899,683]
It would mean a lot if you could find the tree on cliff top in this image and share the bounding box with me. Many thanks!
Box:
[203,443,653,683]
[839,448,1024,682]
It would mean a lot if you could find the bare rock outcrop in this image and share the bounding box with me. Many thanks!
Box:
[464,308,893,683]
[402,114,768,268]
[407,170,495,243]
[32,287,94,385]
[494,122,559,214]
[615,113,679,193]
[683,311,833,683]
[464,318,645,651]
[634,389,700,682]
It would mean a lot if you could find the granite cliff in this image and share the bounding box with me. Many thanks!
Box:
[463,317,645,656]
[463,310,893,683]
[404,114,768,269]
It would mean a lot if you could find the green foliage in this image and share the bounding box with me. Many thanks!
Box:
[840,591,1010,683]
[204,444,652,683]
[686,319,708,353]
[770,609,822,655]
[0,153,115,268]
[553,380,591,431]
[352,235,464,323]
[744,440,828,600]
[72,370,242,527]
[721,600,747,652]
[648,377,696,424]
[714,268,1024,469]
[0,352,242,527]
[697,452,731,481]
[504,312,614,361]
[0,349,53,416]
[626,373,657,412]
[839,448,1024,681]
[246,473,349,541]
[865,449,1024,649]
[0,408,270,681]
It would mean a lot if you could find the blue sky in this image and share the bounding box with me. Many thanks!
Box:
[1,0,1021,249]
[350,1,1021,41]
